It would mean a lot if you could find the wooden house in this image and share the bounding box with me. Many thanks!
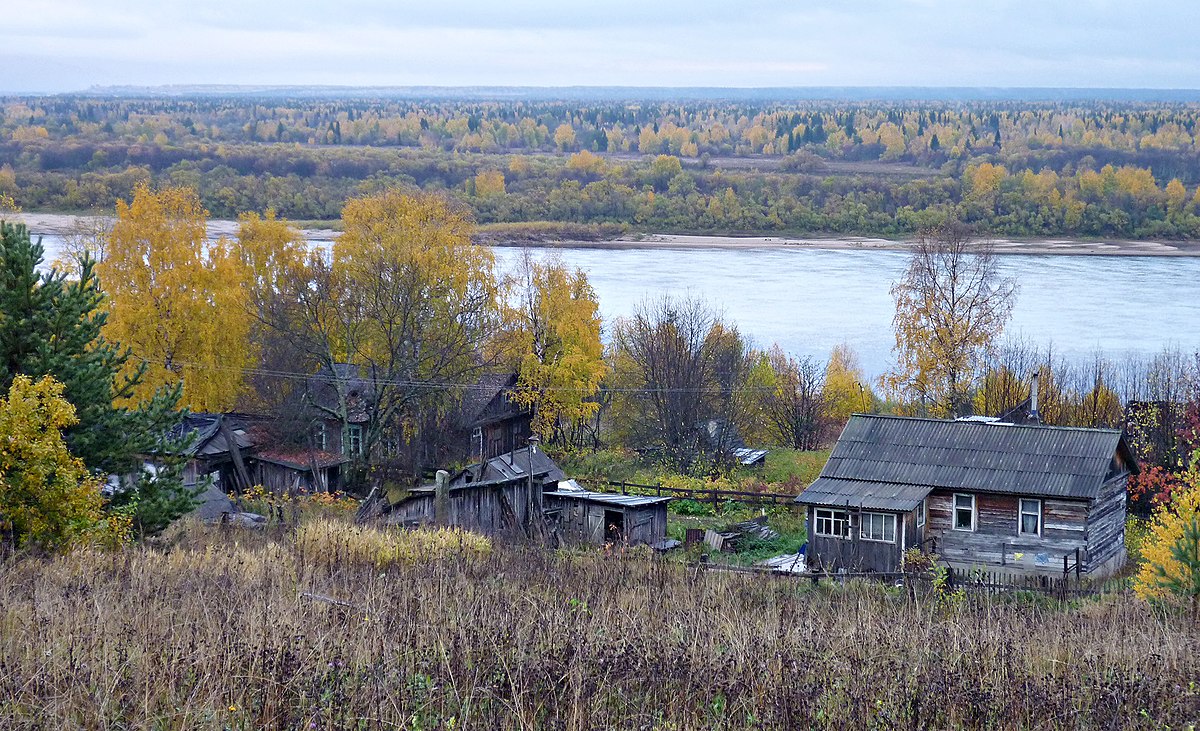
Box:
[460,373,533,461]
[796,414,1137,577]
[250,447,349,494]
[166,413,256,495]
[544,483,669,545]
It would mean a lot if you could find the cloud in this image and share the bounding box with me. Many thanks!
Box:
[2,0,1199,91]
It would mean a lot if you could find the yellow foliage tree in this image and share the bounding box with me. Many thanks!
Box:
[473,170,506,198]
[503,251,606,448]
[553,123,576,151]
[883,222,1017,416]
[825,343,871,427]
[1135,475,1200,621]
[99,184,253,411]
[0,375,104,550]
[302,190,501,470]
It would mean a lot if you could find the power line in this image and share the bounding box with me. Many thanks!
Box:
[131,355,805,395]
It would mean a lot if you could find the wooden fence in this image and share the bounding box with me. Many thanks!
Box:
[604,479,798,509]
[690,561,1132,599]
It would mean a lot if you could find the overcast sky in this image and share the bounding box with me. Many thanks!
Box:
[3,0,1197,92]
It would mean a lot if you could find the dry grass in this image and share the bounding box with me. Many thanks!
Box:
[1,523,1198,729]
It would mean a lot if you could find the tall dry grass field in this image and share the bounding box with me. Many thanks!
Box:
[1,520,1197,729]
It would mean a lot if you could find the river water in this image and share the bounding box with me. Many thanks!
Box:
[490,245,1200,378]
[30,231,1200,378]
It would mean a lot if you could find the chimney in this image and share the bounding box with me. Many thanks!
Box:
[1029,371,1041,425]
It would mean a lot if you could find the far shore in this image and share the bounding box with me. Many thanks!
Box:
[15,212,1200,257]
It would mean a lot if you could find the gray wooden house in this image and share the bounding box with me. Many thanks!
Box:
[796,415,1137,577]
[544,483,670,545]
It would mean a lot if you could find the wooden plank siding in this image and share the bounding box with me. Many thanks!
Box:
[1085,475,1128,574]
[928,490,1099,574]
[549,499,668,546]
[806,506,920,573]
[382,480,538,539]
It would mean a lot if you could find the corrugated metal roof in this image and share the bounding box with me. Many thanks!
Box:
[797,414,1133,506]
[797,477,932,511]
[545,490,671,508]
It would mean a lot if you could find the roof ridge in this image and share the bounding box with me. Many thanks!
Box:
[850,413,1123,435]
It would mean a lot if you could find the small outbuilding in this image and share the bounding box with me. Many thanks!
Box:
[796,414,1137,577]
[545,482,670,546]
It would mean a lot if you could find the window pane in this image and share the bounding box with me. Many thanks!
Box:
[955,508,971,530]
[1021,513,1039,534]
[955,494,971,509]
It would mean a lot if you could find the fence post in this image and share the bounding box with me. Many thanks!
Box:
[711,489,719,513]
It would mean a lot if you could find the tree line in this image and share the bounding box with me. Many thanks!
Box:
[6,96,1200,239]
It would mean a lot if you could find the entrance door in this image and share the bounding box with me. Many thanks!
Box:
[603,509,625,543]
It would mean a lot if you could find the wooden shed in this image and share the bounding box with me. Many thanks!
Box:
[544,485,670,546]
[375,474,544,539]
[796,415,1137,577]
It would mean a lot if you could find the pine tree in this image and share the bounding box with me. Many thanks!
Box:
[0,221,195,535]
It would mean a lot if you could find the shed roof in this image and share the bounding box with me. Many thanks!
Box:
[545,489,671,509]
[797,477,933,511]
[797,414,1136,508]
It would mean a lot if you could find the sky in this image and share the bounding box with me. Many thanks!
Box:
[3,0,1198,93]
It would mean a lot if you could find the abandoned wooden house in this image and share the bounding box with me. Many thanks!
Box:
[460,373,533,461]
[167,413,256,495]
[544,482,670,545]
[796,414,1137,577]
[250,447,349,494]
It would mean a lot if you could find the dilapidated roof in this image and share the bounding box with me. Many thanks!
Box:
[544,489,671,509]
[451,445,565,487]
[797,414,1136,509]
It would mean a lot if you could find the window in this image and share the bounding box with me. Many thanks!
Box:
[916,498,926,528]
[1019,498,1042,536]
[860,512,897,543]
[953,493,976,531]
[313,423,327,451]
[814,509,850,538]
[344,425,363,457]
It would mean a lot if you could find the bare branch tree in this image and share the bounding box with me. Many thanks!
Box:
[885,221,1017,417]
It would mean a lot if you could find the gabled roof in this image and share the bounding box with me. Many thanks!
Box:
[797,414,1137,509]
[306,364,374,424]
[167,413,255,458]
[459,372,524,428]
[450,445,565,487]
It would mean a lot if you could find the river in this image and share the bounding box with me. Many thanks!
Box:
[28,231,1200,378]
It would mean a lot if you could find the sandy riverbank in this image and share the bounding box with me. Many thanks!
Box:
[15,212,1200,257]
[509,233,1200,256]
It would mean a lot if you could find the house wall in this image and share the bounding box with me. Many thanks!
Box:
[1085,476,1128,576]
[927,490,1091,575]
[805,506,913,573]
[251,462,340,495]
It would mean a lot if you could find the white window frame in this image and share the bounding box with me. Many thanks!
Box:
[313,423,327,451]
[860,512,897,543]
[814,508,850,539]
[916,498,926,528]
[953,493,976,532]
[344,424,363,457]
[1018,498,1042,536]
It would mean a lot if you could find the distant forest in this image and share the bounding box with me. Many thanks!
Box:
[5,94,1200,238]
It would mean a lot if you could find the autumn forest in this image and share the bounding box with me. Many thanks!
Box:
[5,93,1200,238]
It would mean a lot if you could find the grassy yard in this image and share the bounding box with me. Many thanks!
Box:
[1,520,1196,729]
